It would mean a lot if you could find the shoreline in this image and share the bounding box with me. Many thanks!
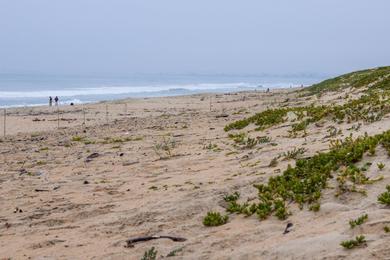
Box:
[1,88,296,136]
[0,84,306,109]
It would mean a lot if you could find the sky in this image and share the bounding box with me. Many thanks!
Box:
[0,0,389,76]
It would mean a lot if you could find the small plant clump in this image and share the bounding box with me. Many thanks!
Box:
[340,235,366,249]
[257,136,272,144]
[153,137,176,159]
[349,214,368,228]
[377,185,390,206]
[377,162,385,170]
[336,165,370,196]
[223,192,240,202]
[71,135,84,142]
[141,247,158,260]
[282,147,307,160]
[384,226,390,233]
[224,108,288,132]
[228,132,260,149]
[309,203,321,212]
[204,143,221,152]
[203,212,229,227]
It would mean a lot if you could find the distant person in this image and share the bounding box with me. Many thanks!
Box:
[266,88,270,93]
[49,96,53,106]
[54,96,59,106]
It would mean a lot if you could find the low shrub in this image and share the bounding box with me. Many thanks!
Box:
[378,185,390,206]
[349,214,368,228]
[203,212,229,226]
[340,235,366,249]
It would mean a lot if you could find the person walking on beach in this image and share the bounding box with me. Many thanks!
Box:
[54,96,59,106]
[49,96,53,106]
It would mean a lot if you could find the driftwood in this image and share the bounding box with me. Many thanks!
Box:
[34,189,50,192]
[85,152,99,162]
[125,235,187,248]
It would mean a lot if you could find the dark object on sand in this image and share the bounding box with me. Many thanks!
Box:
[34,188,50,192]
[283,222,293,234]
[70,102,74,106]
[125,235,187,248]
[19,168,28,175]
[216,114,229,118]
[83,180,89,185]
[14,207,23,213]
[85,152,99,162]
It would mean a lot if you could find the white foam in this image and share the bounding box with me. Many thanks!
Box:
[0,82,272,99]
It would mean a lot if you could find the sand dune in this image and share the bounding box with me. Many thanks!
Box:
[1,85,390,259]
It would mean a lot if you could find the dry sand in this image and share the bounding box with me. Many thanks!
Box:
[1,89,390,259]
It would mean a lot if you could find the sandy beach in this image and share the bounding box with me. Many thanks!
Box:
[1,86,390,259]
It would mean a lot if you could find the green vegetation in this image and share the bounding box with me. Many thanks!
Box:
[225,108,288,132]
[384,226,390,233]
[153,137,176,159]
[141,247,157,260]
[102,136,143,144]
[225,67,390,134]
[305,66,390,95]
[377,162,385,170]
[309,203,320,212]
[336,164,371,196]
[226,92,390,133]
[71,135,84,142]
[204,143,221,152]
[340,235,366,249]
[228,132,247,143]
[215,130,390,221]
[36,160,46,166]
[349,214,368,228]
[223,192,240,202]
[257,136,272,143]
[71,135,95,144]
[228,132,259,149]
[282,147,307,160]
[203,212,229,226]
[377,185,390,206]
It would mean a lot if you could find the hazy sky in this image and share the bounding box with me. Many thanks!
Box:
[0,0,389,76]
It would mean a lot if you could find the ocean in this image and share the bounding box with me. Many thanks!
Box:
[0,73,323,108]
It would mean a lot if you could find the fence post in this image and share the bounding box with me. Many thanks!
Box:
[3,109,6,137]
[106,104,108,124]
[209,96,212,112]
[83,104,86,126]
[57,106,60,129]
[125,103,127,115]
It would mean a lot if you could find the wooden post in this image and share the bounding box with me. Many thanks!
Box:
[209,96,212,112]
[3,109,6,137]
[106,104,108,124]
[57,107,59,128]
[83,104,86,126]
[125,103,128,115]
